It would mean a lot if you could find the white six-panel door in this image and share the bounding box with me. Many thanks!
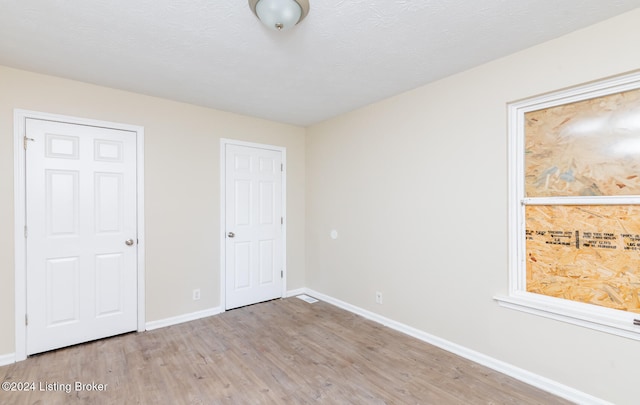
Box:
[225,144,283,310]
[25,118,138,355]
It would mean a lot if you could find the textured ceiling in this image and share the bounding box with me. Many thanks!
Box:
[1,1,639,126]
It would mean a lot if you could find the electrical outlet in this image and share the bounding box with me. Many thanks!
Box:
[375,291,383,304]
[193,289,201,301]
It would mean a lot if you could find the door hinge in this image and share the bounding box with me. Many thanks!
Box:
[24,226,28,238]
[281,270,283,278]
[25,314,28,326]
[23,136,34,150]
[281,217,283,225]
[281,163,283,172]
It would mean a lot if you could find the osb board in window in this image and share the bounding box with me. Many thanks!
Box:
[524,87,640,197]
[526,205,640,313]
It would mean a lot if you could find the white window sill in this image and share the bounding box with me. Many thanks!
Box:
[494,293,640,341]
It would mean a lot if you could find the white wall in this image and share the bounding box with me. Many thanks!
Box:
[305,9,640,405]
[0,66,306,355]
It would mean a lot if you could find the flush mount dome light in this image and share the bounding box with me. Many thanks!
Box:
[248,0,310,31]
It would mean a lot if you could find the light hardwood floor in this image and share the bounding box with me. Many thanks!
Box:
[0,297,571,404]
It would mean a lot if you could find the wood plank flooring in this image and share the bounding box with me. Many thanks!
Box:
[0,297,572,404]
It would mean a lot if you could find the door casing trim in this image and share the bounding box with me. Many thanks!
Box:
[219,138,287,311]
[13,109,146,361]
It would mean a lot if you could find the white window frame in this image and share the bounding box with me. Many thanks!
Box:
[495,71,640,340]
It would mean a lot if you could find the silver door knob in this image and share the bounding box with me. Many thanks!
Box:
[125,239,135,246]
[227,232,235,238]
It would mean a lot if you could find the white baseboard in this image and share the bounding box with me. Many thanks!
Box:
[144,290,309,331]
[303,288,610,405]
[285,288,306,298]
[145,289,310,331]
[145,306,222,331]
[0,352,15,367]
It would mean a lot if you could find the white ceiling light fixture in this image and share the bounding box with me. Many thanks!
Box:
[248,0,310,31]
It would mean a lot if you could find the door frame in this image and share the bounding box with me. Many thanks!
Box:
[219,138,287,311]
[13,109,146,361]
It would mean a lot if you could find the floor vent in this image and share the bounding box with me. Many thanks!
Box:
[296,294,319,304]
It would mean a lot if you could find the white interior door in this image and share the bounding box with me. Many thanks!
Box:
[25,118,138,355]
[225,144,283,310]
